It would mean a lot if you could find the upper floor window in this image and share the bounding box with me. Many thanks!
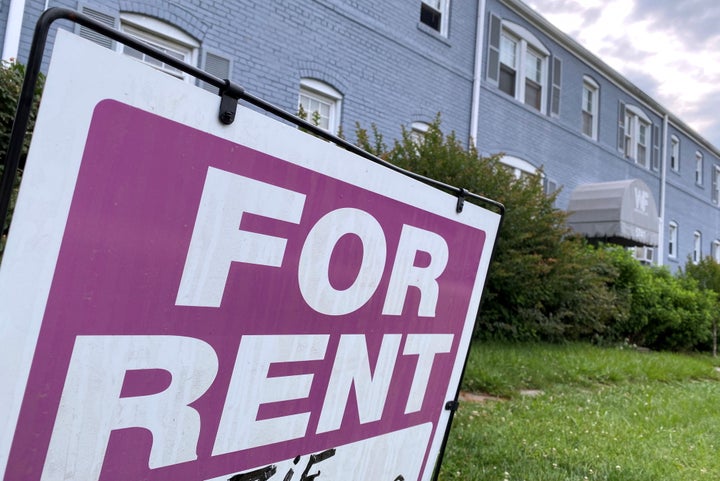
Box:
[713,240,720,262]
[670,136,680,172]
[500,155,538,181]
[618,103,651,168]
[693,230,702,264]
[420,0,450,36]
[668,221,678,259]
[493,22,550,113]
[695,151,704,185]
[712,165,720,205]
[298,78,343,134]
[117,13,199,83]
[581,77,599,139]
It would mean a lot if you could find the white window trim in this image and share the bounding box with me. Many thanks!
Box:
[500,155,538,180]
[420,0,450,36]
[670,135,680,172]
[668,221,678,259]
[410,121,430,144]
[713,165,720,205]
[696,151,704,186]
[117,13,199,83]
[582,76,599,140]
[499,21,549,113]
[623,105,651,168]
[693,230,702,264]
[713,240,720,263]
[298,78,343,134]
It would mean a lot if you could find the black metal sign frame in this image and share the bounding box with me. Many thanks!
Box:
[0,7,505,481]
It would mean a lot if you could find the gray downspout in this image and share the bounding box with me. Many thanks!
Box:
[657,114,668,266]
[470,0,487,148]
[2,0,26,62]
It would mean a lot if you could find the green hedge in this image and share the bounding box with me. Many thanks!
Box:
[355,118,718,351]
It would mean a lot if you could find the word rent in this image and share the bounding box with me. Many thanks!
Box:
[42,167,456,480]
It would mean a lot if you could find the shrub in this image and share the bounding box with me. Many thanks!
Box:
[605,247,714,351]
[0,60,44,262]
[355,118,618,342]
[681,256,720,355]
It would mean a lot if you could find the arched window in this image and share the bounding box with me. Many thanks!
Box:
[298,79,343,134]
[669,135,680,172]
[500,155,538,181]
[495,21,551,113]
[693,230,702,264]
[409,121,430,144]
[117,13,199,83]
[619,104,651,168]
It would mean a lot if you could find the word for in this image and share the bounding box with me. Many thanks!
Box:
[176,167,450,317]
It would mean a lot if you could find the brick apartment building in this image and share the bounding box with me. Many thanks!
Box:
[2,0,719,267]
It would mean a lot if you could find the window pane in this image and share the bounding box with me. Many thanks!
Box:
[500,35,517,67]
[525,79,541,110]
[420,3,441,31]
[499,65,516,96]
[639,123,647,146]
[525,50,542,83]
[583,87,594,112]
[299,91,333,131]
[637,145,646,166]
[582,111,593,137]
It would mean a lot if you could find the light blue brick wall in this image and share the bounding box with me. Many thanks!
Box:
[13,0,479,146]
[6,0,720,268]
[479,0,720,269]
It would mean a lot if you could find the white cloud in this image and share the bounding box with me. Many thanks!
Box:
[525,0,720,147]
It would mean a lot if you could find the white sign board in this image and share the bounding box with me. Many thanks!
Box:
[0,30,501,481]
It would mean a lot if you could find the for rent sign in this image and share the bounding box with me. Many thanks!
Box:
[0,31,500,481]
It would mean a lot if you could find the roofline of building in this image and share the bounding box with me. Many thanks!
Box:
[501,0,720,158]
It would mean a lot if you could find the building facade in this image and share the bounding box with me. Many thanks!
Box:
[2,0,719,268]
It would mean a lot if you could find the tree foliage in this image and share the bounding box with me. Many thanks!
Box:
[1,60,45,261]
[355,118,619,342]
[354,118,717,351]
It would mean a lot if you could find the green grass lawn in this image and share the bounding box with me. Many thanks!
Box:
[438,342,720,481]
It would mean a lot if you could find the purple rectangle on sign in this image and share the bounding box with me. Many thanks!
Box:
[4,100,488,481]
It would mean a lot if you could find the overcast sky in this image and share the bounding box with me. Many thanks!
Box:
[524,0,720,149]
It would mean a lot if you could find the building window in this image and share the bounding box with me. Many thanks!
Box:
[409,121,430,144]
[670,136,680,172]
[581,77,599,139]
[298,78,343,134]
[713,165,720,205]
[420,0,449,36]
[696,151,704,185]
[693,231,702,264]
[668,221,678,259]
[497,23,549,112]
[500,155,538,181]
[117,13,199,83]
[713,240,720,262]
[619,104,651,168]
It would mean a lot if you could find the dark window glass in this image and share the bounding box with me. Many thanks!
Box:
[420,4,441,31]
[525,79,541,110]
[499,65,515,97]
